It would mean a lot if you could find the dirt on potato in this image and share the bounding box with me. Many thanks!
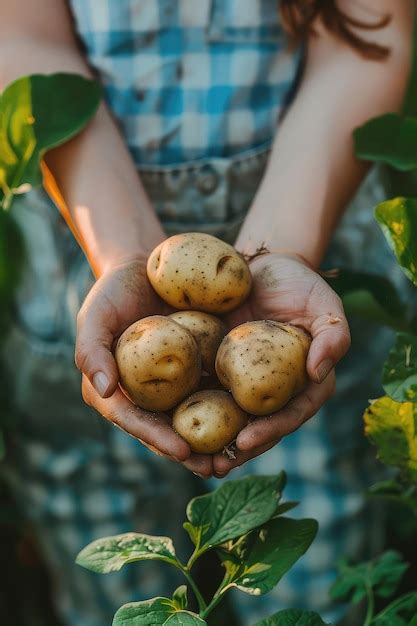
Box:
[173,390,248,454]
[215,320,311,416]
[115,315,201,411]
[146,232,252,314]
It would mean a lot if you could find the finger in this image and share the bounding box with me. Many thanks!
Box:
[236,371,336,451]
[82,376,191,461]
[75,284,120,398]
[213,441,276,477]
[306,282,351,383]
[182,453,214,478]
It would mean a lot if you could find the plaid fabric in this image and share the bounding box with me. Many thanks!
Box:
[4,170,398,626]
[1,2,400,625]
[69,0,300,165]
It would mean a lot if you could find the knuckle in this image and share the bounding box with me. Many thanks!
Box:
[339,326,351,355]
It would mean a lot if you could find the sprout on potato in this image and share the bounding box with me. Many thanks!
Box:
[146,232,252,314]
[115,315,201,411]
[215,320,311,416]
[169,310,227,374]
[173,390,248,454]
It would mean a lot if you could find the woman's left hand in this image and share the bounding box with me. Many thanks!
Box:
[213,252,351,477]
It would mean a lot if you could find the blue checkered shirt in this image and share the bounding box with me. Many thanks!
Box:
[69,0,300,165]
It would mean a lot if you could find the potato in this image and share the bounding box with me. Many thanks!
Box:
[146,232,252,313]
[173,390,248,454]
[169,310,227,374]
[115,315,201,411]
[215,320,311,416]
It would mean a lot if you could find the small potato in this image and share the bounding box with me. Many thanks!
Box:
[115,315,201,411]
[146,232,252,313]
[215,320,311,416]
[169,310,227,374]
[173,390,248,454]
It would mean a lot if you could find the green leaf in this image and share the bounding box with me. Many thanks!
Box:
[220,517,318,596]
[113,597,176,626]
[76,532,178,573]
[0,73,101,209]
[163,613,206,625]
[273,501,299,517]
[330,551,408,605]
[254,609,329,625]
[408,617,417,626]
[369,478,404,493]
[184,474,285,553]
[373,592,417,626]
[172,586,188,611]
[375,198,417,284]
[354,114,417,171]
[364,396,417,481]
[383,333,417,401]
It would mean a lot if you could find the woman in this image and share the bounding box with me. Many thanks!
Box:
[0,1,413,624]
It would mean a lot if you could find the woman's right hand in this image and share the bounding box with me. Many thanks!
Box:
[75,256,214,478]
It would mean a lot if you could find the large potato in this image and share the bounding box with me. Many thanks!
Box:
[169,310,227,374]
[115,315,201,411]
[215,320,311,416]
[173,390,247,454]
[146,232,252,313]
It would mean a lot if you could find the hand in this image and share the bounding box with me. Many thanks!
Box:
[75,256,214,477]
[213,253,350,477]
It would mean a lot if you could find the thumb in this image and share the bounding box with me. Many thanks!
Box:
[75,290,120,398]
[307,301,351,383]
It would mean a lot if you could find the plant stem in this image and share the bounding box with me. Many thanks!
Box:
[1,191,13,211]
[372,592,417,623]
[363,584,375,626]
[177,564,207,613]
[187,546,203,571]
[200,575,232,620]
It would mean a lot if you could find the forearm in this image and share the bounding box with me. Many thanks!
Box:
[0,6,165,276]
[236,1,413,268]
[44,105,165,276]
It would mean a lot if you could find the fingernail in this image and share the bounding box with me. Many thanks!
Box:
[93,371,109,397]
[316,359,333,383]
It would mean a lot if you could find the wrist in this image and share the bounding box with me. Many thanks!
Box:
[97,252,146,276]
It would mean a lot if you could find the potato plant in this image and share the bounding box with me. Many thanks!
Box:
[76,473,325,626]
[322,38,417,625]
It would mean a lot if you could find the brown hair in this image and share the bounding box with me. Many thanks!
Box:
[280,0,391,59]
